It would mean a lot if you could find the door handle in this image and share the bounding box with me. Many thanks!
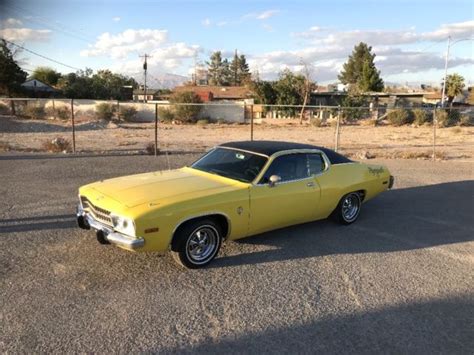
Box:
[307,182,315,187]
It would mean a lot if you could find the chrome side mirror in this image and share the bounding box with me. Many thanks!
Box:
[268,175,281,187]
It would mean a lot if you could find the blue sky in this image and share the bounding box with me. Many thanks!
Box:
[1,0,473,86]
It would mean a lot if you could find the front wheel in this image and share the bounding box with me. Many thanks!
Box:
[332,192,362,225]
[171,219,222,268]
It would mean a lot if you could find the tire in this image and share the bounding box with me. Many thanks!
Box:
[332,192,362,225]
[170,219,222,268]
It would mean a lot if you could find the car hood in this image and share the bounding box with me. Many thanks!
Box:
[82,167,244,208]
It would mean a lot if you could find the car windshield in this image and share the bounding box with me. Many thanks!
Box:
[191,148,268,183]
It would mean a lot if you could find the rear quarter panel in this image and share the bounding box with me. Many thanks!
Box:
[314,162,391,219]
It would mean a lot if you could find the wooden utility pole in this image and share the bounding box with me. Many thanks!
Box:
[139,54,151,103]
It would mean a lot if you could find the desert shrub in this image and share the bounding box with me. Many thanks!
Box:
[0,141,13,151]
[310,117,322,127]
[0,102,10,115]
[24,105,47,119]
[459,114,474,126]
[170,91,203,123]
[145,142,159,155]
[412,108,432,125]
[158,108,175,122]
[387,108,412,126]
[196,119,209,125]
[95,103,116,121]
[436,109,460,127]
[42,137,71,153]
[118,106,138,122]
[46,106,71,120]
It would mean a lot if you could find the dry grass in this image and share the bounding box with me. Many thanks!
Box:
[0,141,13,151]
[41,137,72,153]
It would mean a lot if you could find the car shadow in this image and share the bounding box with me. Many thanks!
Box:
[0,214,76,234]
[211,180,474,268]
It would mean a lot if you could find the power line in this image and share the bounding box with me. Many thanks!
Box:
[2,38,81,71]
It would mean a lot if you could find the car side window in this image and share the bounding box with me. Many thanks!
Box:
[260,154,309,183]
[307,153,326,175]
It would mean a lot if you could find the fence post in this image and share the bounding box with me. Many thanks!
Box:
[154,103,158,157]
[116,100,120,121]
[52,98,56,120]
[250,104,254,141]
[71,99,76,154]
[432,108,437,161]
[10,99,16,116]
[335,106,341,152]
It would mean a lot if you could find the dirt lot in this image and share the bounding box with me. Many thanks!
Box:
[1,116,473,161]
[0,153,473,353]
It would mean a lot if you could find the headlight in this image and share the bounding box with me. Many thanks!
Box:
[111,214,136,237]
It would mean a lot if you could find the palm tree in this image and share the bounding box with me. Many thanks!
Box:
[444,73,465,106]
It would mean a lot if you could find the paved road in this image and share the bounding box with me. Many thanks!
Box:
[0,153,473,353]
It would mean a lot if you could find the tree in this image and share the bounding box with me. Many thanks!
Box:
[272,69,306,117]
[444,73,465,106]
[207,51,224,85]
[338,42,384,92]
[250,80,277,105]
[57,68,137,99]
[298,60,316,124]
[0,39,27,97]
[170,91,203,123]
[221,58,232,86]
[31,66,62,86]
[229,52,251,85]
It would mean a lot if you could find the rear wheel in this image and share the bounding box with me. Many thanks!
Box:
[171,219,222,268]
[332,192,362,225]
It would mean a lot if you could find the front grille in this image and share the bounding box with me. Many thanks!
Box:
[80,196,113,226]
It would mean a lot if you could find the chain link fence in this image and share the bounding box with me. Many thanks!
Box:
[0,98,472,161]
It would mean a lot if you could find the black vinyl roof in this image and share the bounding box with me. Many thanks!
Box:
[219,141,352,165]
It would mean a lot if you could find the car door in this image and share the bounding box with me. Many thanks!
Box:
[248,153,321,236]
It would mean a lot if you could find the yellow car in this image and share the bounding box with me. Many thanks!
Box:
[77,141,394,268]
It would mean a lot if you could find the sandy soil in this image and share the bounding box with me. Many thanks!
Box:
[0,116,473,161]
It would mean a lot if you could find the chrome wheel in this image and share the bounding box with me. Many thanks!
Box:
[341,193,361,222]
[185,225,219,264]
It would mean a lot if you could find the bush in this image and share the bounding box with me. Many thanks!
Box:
[310,117,322,127]
[170,91,203,123]
[158,108,175,122]
[46,106,71,120]
[436,109,460,127]
[412,109,432,125]
[387,108,412,126]
[42,137,72,153]
[118,106,138,122]
[460,114,474,126]
[24,105,47,119]
[145,142,159,155]
[196,119,209,125]
[95,103,116,121]
[0,102,10,115]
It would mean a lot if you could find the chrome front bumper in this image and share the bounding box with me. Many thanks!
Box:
[76,204,145,250]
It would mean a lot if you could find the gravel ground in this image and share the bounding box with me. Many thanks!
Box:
[0,153,473,353]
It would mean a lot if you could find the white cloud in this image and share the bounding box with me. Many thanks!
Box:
[420,20,474,41]
[2,18,23,27]
[0,28,51,42]
[256,10,279,20]
[243,9,280,21]
[112,17,121,22]
[202,18,211,27]
[80,29,168,59]
[216,21,228,27]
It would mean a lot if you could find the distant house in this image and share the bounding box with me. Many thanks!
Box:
[133,89,158,102]
[21,79,57,97]
[173,85,253,103]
